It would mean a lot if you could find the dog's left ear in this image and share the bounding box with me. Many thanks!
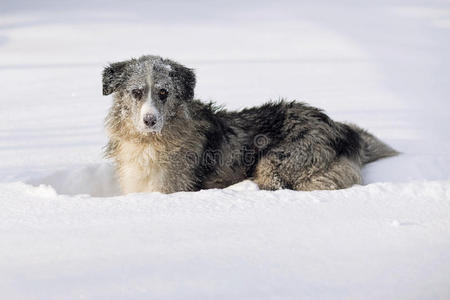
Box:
[168,61,196,100]
[102,61,129,96]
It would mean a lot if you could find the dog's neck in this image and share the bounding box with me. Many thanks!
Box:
[109,116,203,194]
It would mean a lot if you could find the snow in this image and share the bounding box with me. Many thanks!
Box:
[1,0,450,299]
[1,180,450,299]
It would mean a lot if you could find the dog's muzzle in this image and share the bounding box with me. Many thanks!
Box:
[143,113,157,128]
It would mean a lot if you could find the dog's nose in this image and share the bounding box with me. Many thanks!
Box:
[143,113,157,127]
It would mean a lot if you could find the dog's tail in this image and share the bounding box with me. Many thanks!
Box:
[349,124,399,164]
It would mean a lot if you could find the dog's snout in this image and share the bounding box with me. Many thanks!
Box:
[143,113,157,127]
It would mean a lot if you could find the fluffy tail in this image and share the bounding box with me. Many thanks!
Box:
[349,124,399,164]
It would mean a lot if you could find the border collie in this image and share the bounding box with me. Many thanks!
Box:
[102,55,397,194]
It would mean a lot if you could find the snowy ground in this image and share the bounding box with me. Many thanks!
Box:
[1,1,450,299]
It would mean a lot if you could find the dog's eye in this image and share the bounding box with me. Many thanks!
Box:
[159,89,168,101]
[131,89,143,100]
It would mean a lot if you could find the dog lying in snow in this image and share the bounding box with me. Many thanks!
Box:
[102,55,397,194]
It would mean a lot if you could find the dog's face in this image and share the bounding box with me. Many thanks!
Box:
[102,55,196,135]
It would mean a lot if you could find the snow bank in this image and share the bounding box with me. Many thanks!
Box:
[1,180,449,299]
[27,163,121,197]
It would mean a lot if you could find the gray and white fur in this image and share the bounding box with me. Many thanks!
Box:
[102,55,398,194]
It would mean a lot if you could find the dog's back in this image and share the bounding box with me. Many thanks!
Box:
[164,100,398,192]
[214,101,397,191]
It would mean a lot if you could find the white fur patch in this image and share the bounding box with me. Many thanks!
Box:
[117,141,164,193]
[136,99,163,133]
[140,100,159,122]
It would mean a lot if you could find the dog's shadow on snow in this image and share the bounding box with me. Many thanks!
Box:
[27,163,122,197]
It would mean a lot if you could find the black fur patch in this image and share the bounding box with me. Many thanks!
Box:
[333,124,362,158]
[102,61,130,95]
[237,101,288,176]
[192,103,235,190]
[241,101,287,149]
[165,59,196,100]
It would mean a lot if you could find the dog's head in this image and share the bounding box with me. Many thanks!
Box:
[102,55,196,135]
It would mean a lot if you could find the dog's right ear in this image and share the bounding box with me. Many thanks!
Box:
[102,61,129,96]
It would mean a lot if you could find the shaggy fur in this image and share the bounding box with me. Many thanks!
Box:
[102,55,398,194]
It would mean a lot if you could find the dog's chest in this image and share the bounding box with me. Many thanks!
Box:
[117,141,165,193]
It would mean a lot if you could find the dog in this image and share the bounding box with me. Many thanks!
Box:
[102,55,398,194]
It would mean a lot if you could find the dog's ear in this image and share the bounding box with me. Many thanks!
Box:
[168,61,196,100]
[102,61,129,96]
